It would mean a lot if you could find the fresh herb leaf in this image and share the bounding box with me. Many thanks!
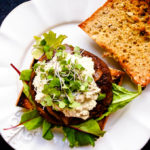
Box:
[97,93,106,101]
[42,120,53,140]
[23,116,43,130]
[58,101,66,108]
[74,46,80,55]
[40,74,46,79]
[45,96,52,106]
[80,82,88,91]
[33,63,40,71]
[44,45,50,52]
[75,131,96,146]
[22,81,35,107]
[97,84,142,121]
[40,66,45,72]
[45,50,53,60]
[87,76,93,83]
[68,91,74,103]
[20,110,39,123]
[40,39,46,46]
[69,101,80,108]
[47,75,53,80]
[48,67,54,75]
[71,119,105,137]
[63,127,97,147]
[43,31,67,49]
[63,127,77,148]
[49,78,60,88]
[56,50,63,57]
[74,64,84,70]
[20,69,32,81]
[70,80,81,91]
[34,36,42,46]
[32,48,44,60]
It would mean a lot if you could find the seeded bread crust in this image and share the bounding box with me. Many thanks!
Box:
[79,0,150,87]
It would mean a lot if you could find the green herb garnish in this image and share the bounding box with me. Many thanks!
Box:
[42,120,53,140]
[20,69,32,81]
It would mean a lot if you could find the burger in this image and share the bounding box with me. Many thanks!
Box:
[9,31,141,147]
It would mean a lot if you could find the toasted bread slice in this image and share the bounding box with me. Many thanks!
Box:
[79,0,150,87]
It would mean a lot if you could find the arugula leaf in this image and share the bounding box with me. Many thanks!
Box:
[63,127,77,147]
[97,93,106,101]
[75,131,96,146]
[97,84,142,121]
[20,69,32,81]
[63,127,97,147]
[71,119,105,137]
[20,110,39,123]
[22,81,36,108]
[42,120,53,140]
[23,116,43,130]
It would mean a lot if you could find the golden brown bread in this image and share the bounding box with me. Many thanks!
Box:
[79,0,150,87]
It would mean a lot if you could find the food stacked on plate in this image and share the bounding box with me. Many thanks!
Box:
[6,0,150,147]
[8,31,141,147]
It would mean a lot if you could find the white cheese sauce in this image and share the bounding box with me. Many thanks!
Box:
[33,53,101,120]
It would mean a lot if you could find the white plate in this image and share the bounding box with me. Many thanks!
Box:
[0,0,150,150]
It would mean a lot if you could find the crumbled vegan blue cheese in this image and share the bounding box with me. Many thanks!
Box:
[33,52,101,120]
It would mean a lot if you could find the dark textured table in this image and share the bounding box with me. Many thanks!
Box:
[0,0,149,149]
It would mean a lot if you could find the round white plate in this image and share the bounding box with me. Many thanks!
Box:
[0,0,150,150]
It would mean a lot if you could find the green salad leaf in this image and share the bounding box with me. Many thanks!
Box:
[63,127,97,147]
[63,127,77,147]
[20,110,39,123]
[22,81,36,108]
[23,116,43,130]
[71,119,105,137]
[75,131,96,146]
[20,110,43,130]
[20,69,32,81]
[42,120,53,140]
[97,83,142,121]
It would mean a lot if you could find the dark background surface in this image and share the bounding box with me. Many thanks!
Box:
[0,0,150,149]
